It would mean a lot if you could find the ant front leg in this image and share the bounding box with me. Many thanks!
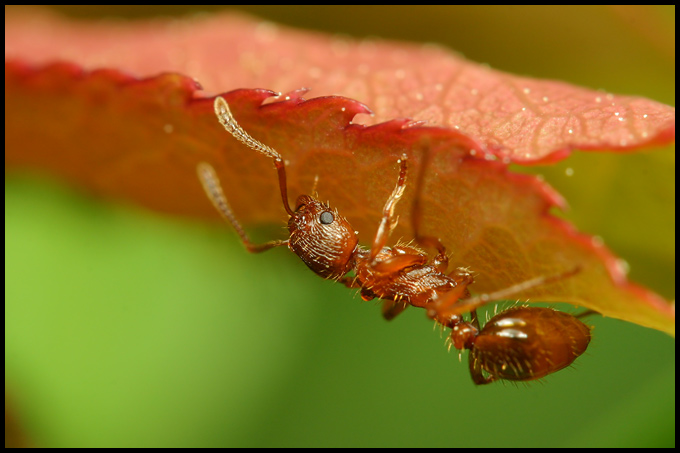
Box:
[366,154,432,275]
[197,162,288,253]
[364,154,431,273]
[368,154,409,266]
[364,155,416,321]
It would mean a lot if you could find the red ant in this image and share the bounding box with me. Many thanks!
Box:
[197,96,592,385]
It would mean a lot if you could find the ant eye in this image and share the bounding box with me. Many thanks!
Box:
[319,211,334,225]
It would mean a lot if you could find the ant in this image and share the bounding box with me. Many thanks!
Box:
[197,96,592,385]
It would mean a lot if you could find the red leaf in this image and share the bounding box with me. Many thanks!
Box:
[4,8,675,335]
[5,8,674,163]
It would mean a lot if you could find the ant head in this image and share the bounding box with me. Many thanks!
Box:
[288,195,359,280]
[212,97,358,280]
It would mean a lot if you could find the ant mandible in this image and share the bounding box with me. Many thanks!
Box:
[197,96,592,385]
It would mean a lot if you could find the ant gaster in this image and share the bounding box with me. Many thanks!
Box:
[198,96,592,385]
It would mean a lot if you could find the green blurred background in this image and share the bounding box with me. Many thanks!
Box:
[5,6,675,447]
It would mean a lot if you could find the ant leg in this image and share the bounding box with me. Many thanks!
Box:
[366,154,437,278]
[416,237,449,273]
[382,299,409,320]
[424,267,475,326]
[426,281,471,326]
[433,266,581,319]
[368,154,409,265]
[448,267,474,297]
[197,162,288,253]
[369,253,427,275]
[467,309,495,385]
[411,147,448,273]
[575,309,598,319]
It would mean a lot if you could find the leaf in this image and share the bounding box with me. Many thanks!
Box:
[5,7,675,449]
[5,8,675,164]
[5,8,674,336]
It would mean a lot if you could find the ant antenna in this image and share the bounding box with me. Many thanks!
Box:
[197,162,287,253]
[214,97,295,217]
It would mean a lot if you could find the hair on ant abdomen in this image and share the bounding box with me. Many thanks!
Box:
[197,96,593,385]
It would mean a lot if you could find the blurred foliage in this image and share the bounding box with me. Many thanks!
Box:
[6,5,674,447]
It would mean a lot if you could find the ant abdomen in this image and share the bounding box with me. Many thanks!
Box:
[460,306,591,384]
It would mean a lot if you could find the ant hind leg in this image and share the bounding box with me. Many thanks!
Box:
[437,267,582,318]
[466,309,496,385]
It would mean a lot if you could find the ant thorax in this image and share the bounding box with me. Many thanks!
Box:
[354,245,457,305]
